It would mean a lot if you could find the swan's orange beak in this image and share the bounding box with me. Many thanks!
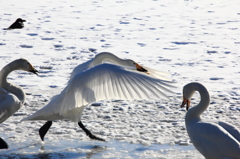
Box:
[29,64,38,75]
[181,96,190,110]
[135,63,150,74]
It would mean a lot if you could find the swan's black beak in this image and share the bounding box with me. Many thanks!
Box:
[135,63,150,74]
[181,96,190,111]
[29,65,38,75]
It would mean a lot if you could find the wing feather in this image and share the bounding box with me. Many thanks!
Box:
[127,74,150,99]
[108,71,115,98]
[122,73,139,99]
[117,73,130,99]
[113,72,125,99]
[137,76,164,99]
[108,71,118,98]
[58,63,175,113]
[121,74,137,99]
[137,75,172,99]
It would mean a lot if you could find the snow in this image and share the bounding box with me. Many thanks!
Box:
[1,0,240,158]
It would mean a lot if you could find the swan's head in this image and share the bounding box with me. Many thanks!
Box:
[181,83,196,110]
[123,59,150,74]
[134,62,150,74]
[17,58,38,75]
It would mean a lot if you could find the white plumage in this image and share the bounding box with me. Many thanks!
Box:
[23,63,174,122]
[0,59,38,123]
[70,52,170,81]
[22,53,175,142]
[0,87,21,123]
[0,59,38,148]
[181,82,240,159]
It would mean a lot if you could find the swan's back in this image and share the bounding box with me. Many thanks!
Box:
[187,119,240,159]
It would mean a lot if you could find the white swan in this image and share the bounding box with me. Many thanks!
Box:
[70,52,170,81]
[22,63,175,142]
[0,58,38,149]
[181,82,240,159]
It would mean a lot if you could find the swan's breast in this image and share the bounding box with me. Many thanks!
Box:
[0,92,21,123]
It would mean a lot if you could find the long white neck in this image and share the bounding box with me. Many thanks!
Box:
[0,61,25,104]
[91,52,124,66]
[70,52,125,80]
[185,83,210,121]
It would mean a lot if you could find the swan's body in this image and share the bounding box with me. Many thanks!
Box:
[181,82,240,159]
[0,58,38,148]
[70,52,170,81]
[23,63,174,141]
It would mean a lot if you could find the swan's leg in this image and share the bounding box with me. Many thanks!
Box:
[39,121,52,141]
[0,137,8,149]
[78,121,105,142]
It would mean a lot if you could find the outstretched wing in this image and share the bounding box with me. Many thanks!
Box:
[60,63,175,113]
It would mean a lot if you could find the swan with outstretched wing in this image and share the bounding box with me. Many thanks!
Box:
[23,63,175,142]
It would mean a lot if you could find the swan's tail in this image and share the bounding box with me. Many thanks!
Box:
[21,95,61,122]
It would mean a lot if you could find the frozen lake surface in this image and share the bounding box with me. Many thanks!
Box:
[1,0,240,158]
[2,139,198,159]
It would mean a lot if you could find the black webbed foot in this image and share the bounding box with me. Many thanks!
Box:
[78,121,105,142]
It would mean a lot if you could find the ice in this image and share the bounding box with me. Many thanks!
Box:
[1,0,240,158]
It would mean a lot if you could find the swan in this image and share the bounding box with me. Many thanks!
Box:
[22,63,175,142]
[181,82,240,159]
[0,58,38,149]
[70,52,170,81]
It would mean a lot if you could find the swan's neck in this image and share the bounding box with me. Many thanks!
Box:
[92,52,123,66]
[186,83,210,121]
[0,61,25,103]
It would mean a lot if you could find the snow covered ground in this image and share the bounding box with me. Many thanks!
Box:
[1,0,240,158]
